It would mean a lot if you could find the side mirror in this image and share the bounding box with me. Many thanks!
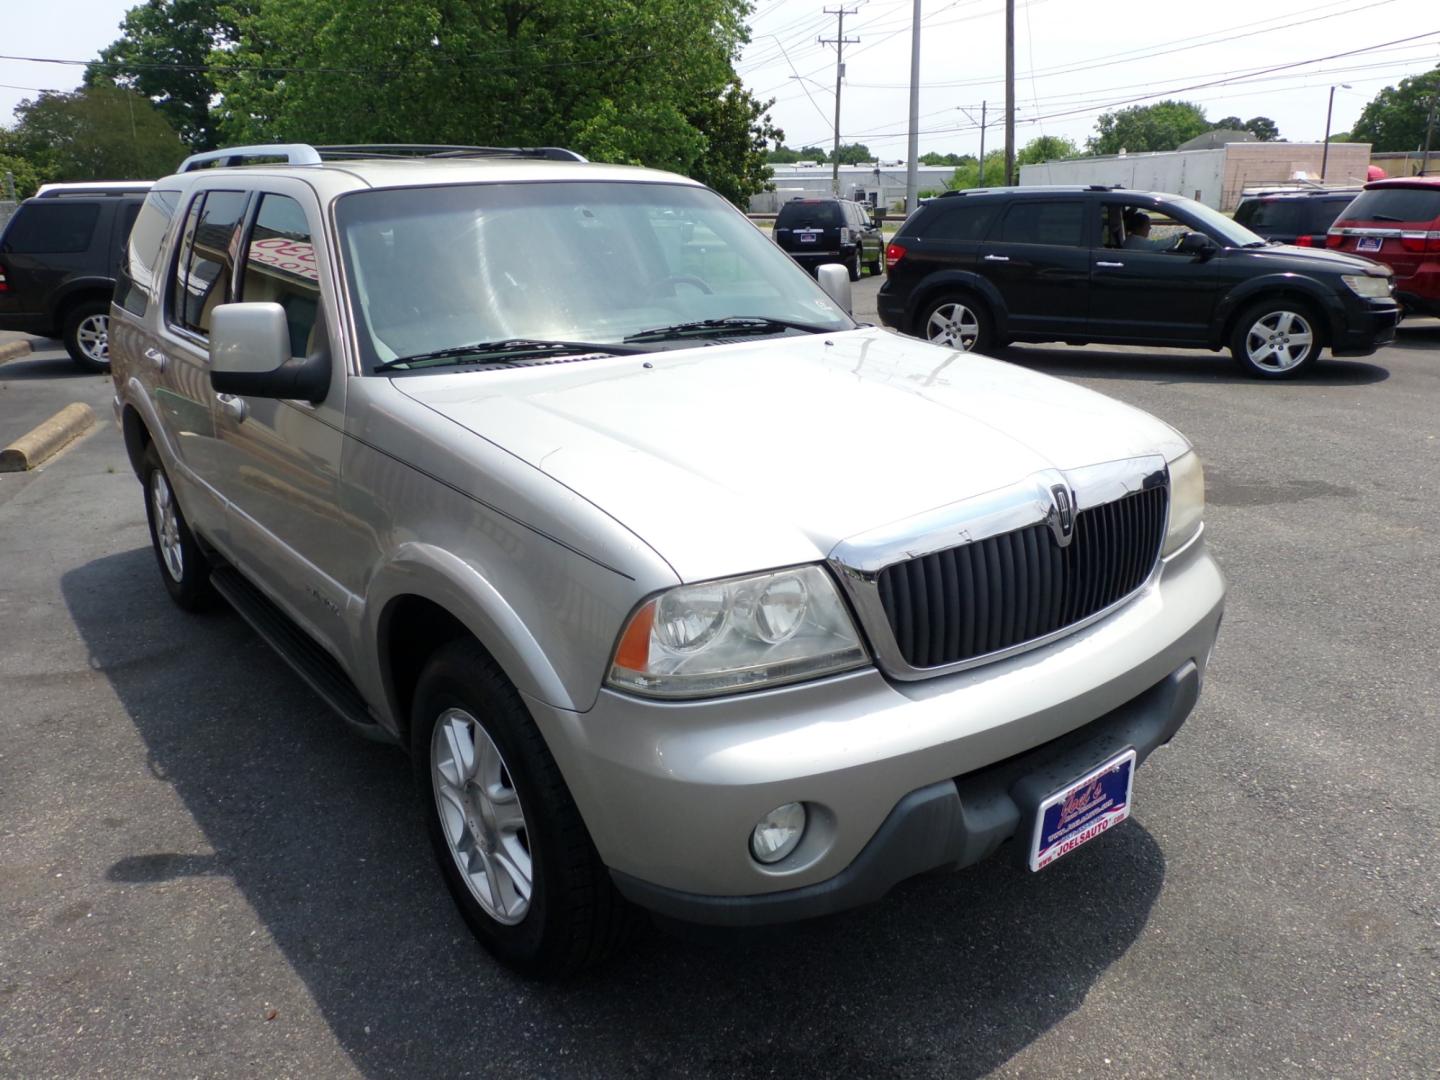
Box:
[816,263,853,315]
[1177,232,1218,259]
[209,302,330,404]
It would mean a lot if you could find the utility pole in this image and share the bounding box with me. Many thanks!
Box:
[821,7,859,196]
[904,0,921,213]
[1004,0,1015,185]
[979,101,988,186]
[1423,90,1438,177]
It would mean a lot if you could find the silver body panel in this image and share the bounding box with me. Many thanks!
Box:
[110,154,1225,902]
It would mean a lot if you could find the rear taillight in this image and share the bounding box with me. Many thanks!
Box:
[0,267,8,292]
[1296,234,1315,247]
[885,242,906,271]
[1325,233,1344,248]
[1400,231,1440,254]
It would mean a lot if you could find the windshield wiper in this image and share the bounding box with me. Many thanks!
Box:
[374,338,649,372]
[1370,214,1404,222]
[623,315,837,344]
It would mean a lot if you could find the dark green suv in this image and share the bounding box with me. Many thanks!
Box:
[877,186,1400,378]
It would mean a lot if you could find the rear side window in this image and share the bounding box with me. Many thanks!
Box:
[777,202,842,228]
[170,190,248,338]
[1303,199,1353,235]
[919,201,999,242]
[994,201,1086,246]
[116,191,180,317]
[1235,200,1303,234]
[0,202,100,254]
[238,194,322,358]
[1341,188,1440,225]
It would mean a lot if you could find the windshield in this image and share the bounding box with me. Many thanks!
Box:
[335,180,854,371]
[1167,196,1266,247]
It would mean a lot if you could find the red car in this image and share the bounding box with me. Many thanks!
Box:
[1327,176,1440,318]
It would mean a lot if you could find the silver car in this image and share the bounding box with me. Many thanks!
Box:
[109,144,1224,977]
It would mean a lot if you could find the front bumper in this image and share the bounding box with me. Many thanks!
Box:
[1329,296,1400,356]
[526,535,1224,918]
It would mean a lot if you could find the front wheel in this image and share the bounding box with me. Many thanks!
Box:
[63,299,111,374]
[1230,301,1322,378]
[412,640,639,978]
[919,294,995,353]
[141,445,214,611]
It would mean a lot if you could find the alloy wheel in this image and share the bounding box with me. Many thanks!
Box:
[1244,310,1314,372]
[75,313,109,365]
[926,302,980,350]
[149,469,184,583]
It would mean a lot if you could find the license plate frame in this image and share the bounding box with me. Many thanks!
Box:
[798,231,818,244]
[1356,236,1383,253]
[1028,748,1136,872]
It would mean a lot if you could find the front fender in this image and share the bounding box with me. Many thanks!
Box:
[362,543,576,725]
[906,271,1011,336]
[1212,273,1345,348]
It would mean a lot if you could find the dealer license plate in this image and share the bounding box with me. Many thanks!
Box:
[1356,236,1383,252]
[1029,748,1136,872]
[798,232,818,243]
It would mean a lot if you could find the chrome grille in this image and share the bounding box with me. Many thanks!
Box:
[875,486,1168,669]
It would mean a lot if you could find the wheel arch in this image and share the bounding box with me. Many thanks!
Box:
[47,279,114,327]
[1213,276,1339,350]
[906,271,1009,337]
[121,403,153,481]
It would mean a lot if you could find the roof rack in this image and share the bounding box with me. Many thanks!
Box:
[176,142,587,172]
[35,180,153,197]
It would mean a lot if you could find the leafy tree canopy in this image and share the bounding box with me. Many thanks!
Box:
[193,0,778,205]
[1016,135,1079,166]
[1350,67,1440,152]
[920,151,974,166]
[830,142,873,164]
[946,149,1007,190]
[6,85,186,182]
[85,0,245,151]
[1088,100,1212,155]
[768,144,829,163]
[1213,115,1281,141]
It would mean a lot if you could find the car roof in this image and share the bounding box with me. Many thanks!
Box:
[1363,176,1440,191]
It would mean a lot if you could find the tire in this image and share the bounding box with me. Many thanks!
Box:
[63,299,112,374]
[847,247,862,281]
[1229,299,1323,379]
[918,293,995,353]
[141,445,215,612]
[867,253,882,276]
[411,639,639,978]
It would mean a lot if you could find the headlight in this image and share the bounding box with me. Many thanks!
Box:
[1341,273,1392,298]
[1163,450,1205,557]
[608,566,869,698]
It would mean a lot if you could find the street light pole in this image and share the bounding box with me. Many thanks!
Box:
[1321,83,1351,183]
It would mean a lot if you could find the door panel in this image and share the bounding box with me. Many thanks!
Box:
[980,200,1091,334]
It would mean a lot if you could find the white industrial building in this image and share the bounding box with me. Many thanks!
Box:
[751,162,958,213]
[1018,142,1373,210]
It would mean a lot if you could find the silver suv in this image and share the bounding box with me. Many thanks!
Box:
[110,144,1225,976]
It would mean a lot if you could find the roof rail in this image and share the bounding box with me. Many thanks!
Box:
[35,180,153,197]
[178,144,323,172]
[314,144,587,163]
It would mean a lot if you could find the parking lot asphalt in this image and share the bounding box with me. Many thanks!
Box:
[2,297,1437,1079]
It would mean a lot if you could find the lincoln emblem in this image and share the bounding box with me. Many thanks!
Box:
[1049,484,1076,547]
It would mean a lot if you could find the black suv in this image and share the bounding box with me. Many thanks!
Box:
[0,182,150,371]
[877,186,1400,378]
[1232,187,1361,248]
[773,197,884,280]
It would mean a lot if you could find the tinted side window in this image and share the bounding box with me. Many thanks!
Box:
[0,202,100,254]
[116,191,180,317]
[994,201,1086,246]
[239,194,322,358]
[171,190,247,338]
[1303,199,1351,235]
[1343,188,1440,224]
[922,202,999,241]
[1237,200,1302,234]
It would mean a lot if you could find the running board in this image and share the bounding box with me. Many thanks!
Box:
[208,565,398,745]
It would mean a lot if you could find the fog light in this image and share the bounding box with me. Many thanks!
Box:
[750,802,807,864]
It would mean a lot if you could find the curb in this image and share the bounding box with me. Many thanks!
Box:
[0,339,33,364]
[0,402,97,473]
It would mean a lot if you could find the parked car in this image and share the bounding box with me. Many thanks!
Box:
[1326,176,1440,318]
[111,144,1224,977]
[877,186,1400,378]
[1232,186,1362,247]
[773,196,883,279]
[0,181,151,371]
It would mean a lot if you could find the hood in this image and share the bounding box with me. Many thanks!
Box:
[395,328,1188,582]
[1244,244,1390,275]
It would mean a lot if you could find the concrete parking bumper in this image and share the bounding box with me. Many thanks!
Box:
[0,401,96,472]
[0,338,34,364]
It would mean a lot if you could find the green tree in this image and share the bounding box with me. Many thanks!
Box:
[687,79,781,207]
[768,143,828,164]
[1350,67,1440,151]
[1088,100,1212,155]
[1016,135,1078,166]
[85,0,249,151]
[6,85,186,182]
[0,152,44,199]
[947,149,1007,189]
[830,141,873,164]
[1214,115,1281,141]
[920,151,974,166]
[204,0,779,203]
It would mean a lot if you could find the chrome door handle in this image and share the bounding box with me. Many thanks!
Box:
[983,254,1010,262]
[142,347,169,372]
[1095,260,1125,268]
[215,393,247,423]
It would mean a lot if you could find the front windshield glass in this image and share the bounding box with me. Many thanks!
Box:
[1168,196,1266,247]
[335,180,854,371]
